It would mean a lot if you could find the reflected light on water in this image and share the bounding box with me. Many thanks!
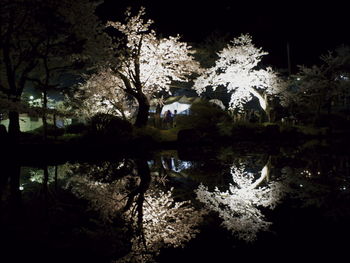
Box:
[196,162,285,242]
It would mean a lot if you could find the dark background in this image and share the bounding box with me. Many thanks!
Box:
[96,0,350,72]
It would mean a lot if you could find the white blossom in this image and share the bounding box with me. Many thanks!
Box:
[195,163,285,242]
[65,162,205,262]
[194,34,286,113]
[76,7,201,126]
[118,188,205,263]
[74,68,136,119]
[106,7,201,99]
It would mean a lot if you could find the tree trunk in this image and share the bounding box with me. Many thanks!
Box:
[54,165,58,191]
[53,114,57,140]
[155,104,162,128]
[265,105,272,122]
[42,91,48,141]
[249,88,269,122]
[8,111,20,142]
[134,93,150,128]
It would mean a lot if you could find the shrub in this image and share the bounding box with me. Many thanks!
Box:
[176,101,231,132]
[32,124,65,137]
[65,122,87,134]
[87,113,133,139]
[133,126,162,143]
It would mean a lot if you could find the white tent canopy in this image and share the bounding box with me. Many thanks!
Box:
[161,101,191,116]
[159,95,225,116]
[209,99,226,110]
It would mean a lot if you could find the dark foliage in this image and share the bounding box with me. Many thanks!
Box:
[176,101,231,132]
[65,122,87,134]
[32,124,65,137]
[87,113,133,142]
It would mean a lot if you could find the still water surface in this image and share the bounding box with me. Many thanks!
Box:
[1,143,350,262]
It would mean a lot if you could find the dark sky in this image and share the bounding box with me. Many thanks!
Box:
[97,0,350,71]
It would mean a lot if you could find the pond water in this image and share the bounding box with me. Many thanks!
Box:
[1,142,350,262]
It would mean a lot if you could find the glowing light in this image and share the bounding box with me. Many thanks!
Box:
[19,186,24,190]
[301,170,312,178]
[194,34,286,113]
[196,162,284,242]
[29,96,34,100]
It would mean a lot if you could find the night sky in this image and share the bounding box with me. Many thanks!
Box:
[97,0,350,72]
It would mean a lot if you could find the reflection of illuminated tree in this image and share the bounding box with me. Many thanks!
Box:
[28,165,68,185]
[118,188,205,263]
[196,161,286,242]
[66,159,205,262]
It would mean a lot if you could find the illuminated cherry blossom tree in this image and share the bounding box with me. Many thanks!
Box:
[104,7,201,127]
[73,69,137,120]
[194,34,286,121]
[196,161,286,242]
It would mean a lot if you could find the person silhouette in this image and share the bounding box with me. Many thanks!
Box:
[173,110,177,127]
[164,110,172,129]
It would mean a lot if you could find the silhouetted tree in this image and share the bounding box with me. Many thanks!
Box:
[0,0,108,140]
[294,45,350,123]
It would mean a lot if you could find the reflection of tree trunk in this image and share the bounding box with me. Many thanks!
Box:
[41,166,50,220]
[135,159,151,250]
[42,165,49,197]
[8,111,20,142]
[155,154,167,178]
[0,166,10,205]
[7,163,23,225]
[249,156,271,190]
[9,163,21,208]
[123,159,151,213]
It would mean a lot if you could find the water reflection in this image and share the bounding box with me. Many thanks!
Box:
[195,159,287,242]
[1,146,350,262]
[65,159,205,263]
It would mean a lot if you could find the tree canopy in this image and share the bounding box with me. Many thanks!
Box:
[80,7,201,127]
[193,34,286,118]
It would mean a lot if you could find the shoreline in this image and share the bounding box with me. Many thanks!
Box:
[3,133,350,165]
